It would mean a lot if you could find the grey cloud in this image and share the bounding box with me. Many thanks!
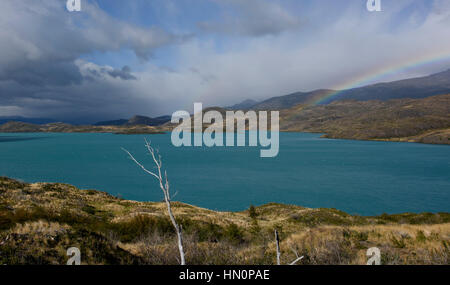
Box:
[1,0,450,123]
[0,0,183,122]
[0,0,182,86]
[82,64,137,81]
[0,61,83,87]
[81,5,181,61]
[106,66,137,80]
[0,78,164,124]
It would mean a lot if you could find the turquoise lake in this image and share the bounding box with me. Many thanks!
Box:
[0,132,449,215]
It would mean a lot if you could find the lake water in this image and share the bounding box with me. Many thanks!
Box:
[0,132,449,215]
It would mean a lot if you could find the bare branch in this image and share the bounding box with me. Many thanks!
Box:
[121,148,160,180]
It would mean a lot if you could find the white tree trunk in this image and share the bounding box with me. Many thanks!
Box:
[275,230,281,265]
[165,198,186,265]
[123,139,186,265]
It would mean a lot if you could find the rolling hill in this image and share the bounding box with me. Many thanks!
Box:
[226,99,260,110]
[279,94,450,144]
[95,115,171,127]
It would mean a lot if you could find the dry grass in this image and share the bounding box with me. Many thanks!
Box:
[1,177,449,265]
[11,220,70,236]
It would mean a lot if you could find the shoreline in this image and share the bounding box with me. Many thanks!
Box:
[2,176,449,216]
[1,127,450,146]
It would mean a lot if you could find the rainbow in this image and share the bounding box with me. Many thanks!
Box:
[309,51,450,105]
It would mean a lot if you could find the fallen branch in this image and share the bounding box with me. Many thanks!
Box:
[274,229,304,265]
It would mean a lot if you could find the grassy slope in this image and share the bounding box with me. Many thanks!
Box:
[0,177,449,265]
[280,94,450,144]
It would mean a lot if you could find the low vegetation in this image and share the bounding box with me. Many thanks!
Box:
[280,94,450,144]
[0,121,167,134]
[0,177,449,265]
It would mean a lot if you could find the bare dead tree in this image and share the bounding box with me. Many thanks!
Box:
[122,139,186,265]
[274,230,304,265]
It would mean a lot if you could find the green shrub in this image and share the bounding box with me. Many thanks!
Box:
[248,205,258,219]
[191,222,224,243]
[81,205,97,215]
[416,230,426,243]
[343,230,368,242]
[223,223,244,244]
[111,215,174,243]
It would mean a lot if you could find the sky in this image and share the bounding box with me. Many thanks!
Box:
[1,0,450,123]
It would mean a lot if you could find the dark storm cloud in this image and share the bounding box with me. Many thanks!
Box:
[1,0,450,123]
[0,61,83,87]
[0,73,164,124]
[0,0,183,122]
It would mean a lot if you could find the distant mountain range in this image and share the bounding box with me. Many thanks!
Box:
[3,69,449,126]
[227,69,450,110]
[1,95,449,145]
[94,115,171,126]
[0,115,172,127]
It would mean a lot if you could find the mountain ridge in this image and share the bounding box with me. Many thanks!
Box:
[228,69,450,110]
[226,99,260,110]
[94,115,171,127]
